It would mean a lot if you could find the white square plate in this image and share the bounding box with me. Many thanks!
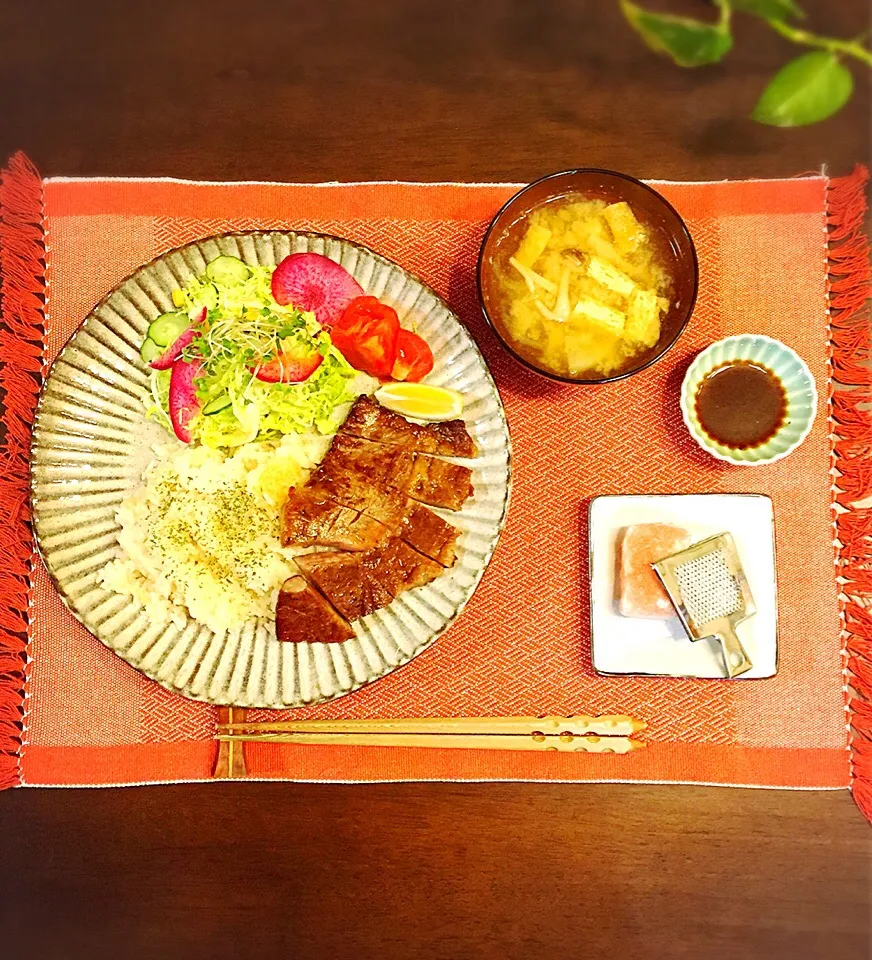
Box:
[589,494,777,679]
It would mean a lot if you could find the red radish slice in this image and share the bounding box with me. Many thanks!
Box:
[149,325,199,370]
[149,307,207,371]
[169,357,204,444]
[253,350,324,383]
[271,253,363,327]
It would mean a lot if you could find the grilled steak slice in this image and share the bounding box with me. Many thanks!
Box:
[306,460,408,530]
[305,464,371,513]
[399,502,459,567]
[339,395,477,458]
[321,507,390,552]
[304,436,414,532]
[318,433,415,490]
[295,551,394,621]
[281,489,390,551]
[276,576,354,643]
[282,492,337,547]
[406,456,473,510]
[369,537,444,598]
[357,484,408,530]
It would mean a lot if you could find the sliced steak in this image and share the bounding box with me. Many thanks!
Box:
[323,505,391,552]
[275,576,355,643]
[339,395,477,458]
[306,458,408,530]
[398,501,459,567]
[281,489,390,551]
[295,551,394,622]
[369,537,444,598]
[318,433,415,490]
[406,455,473,511]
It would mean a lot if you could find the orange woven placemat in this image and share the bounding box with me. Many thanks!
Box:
[1,157,870,808]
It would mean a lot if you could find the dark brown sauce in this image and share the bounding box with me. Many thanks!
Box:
[694,361,787,449]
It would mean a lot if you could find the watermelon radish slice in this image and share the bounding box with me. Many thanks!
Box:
[149,307,207,370]
[271,253,363,327]
[168,357,204,444]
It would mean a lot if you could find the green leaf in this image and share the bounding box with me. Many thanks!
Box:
[619,0,733,67]
[731,0,804,20]
[752,52,854,126]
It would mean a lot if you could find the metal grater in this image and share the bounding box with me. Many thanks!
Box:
[652,533,755,678]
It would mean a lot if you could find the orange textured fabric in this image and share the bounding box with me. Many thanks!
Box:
[1,162,869,798]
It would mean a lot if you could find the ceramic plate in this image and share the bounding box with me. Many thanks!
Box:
[30,232,512,708]
[589,494,777,679]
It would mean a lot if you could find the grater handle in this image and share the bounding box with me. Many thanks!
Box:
[713,621,753,678]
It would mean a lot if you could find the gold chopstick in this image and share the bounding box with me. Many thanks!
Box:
[216,714,646,737]
[215,731,645,753]
[213,706,249,778]
[212,712,648,775]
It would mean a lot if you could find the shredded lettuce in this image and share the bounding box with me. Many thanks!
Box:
[192,402,261,449]
[149,257,369,448]
[146,368,173,431]
[192,347,362,449]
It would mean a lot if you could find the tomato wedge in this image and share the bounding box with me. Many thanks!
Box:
[391,329,434,382]
[331,296,400,379]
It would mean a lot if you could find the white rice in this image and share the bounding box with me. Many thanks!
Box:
[99,433,332,634]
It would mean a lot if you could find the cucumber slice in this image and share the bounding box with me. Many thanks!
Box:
[148,312,189,348]
[202,394,232,416]
[200,283,219,310]
[139,337,163,364]
[206,255,250,286]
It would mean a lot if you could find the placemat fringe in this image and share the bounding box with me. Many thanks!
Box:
[0,151,45,789]
[827,165,872,821]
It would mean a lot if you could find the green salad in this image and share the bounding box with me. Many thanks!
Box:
[143,256,373,448]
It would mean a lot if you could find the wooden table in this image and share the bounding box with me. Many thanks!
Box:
[1,2,869,957]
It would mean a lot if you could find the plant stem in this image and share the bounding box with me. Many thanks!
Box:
[767,18,872,68]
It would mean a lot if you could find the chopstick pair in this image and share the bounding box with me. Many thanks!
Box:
[212,710,647,778]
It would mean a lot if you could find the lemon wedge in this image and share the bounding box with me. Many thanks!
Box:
[374,383,464,422]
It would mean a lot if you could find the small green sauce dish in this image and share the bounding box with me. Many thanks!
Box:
[680,334,817,465]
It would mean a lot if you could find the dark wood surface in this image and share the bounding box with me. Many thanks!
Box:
[1,2,870,958]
